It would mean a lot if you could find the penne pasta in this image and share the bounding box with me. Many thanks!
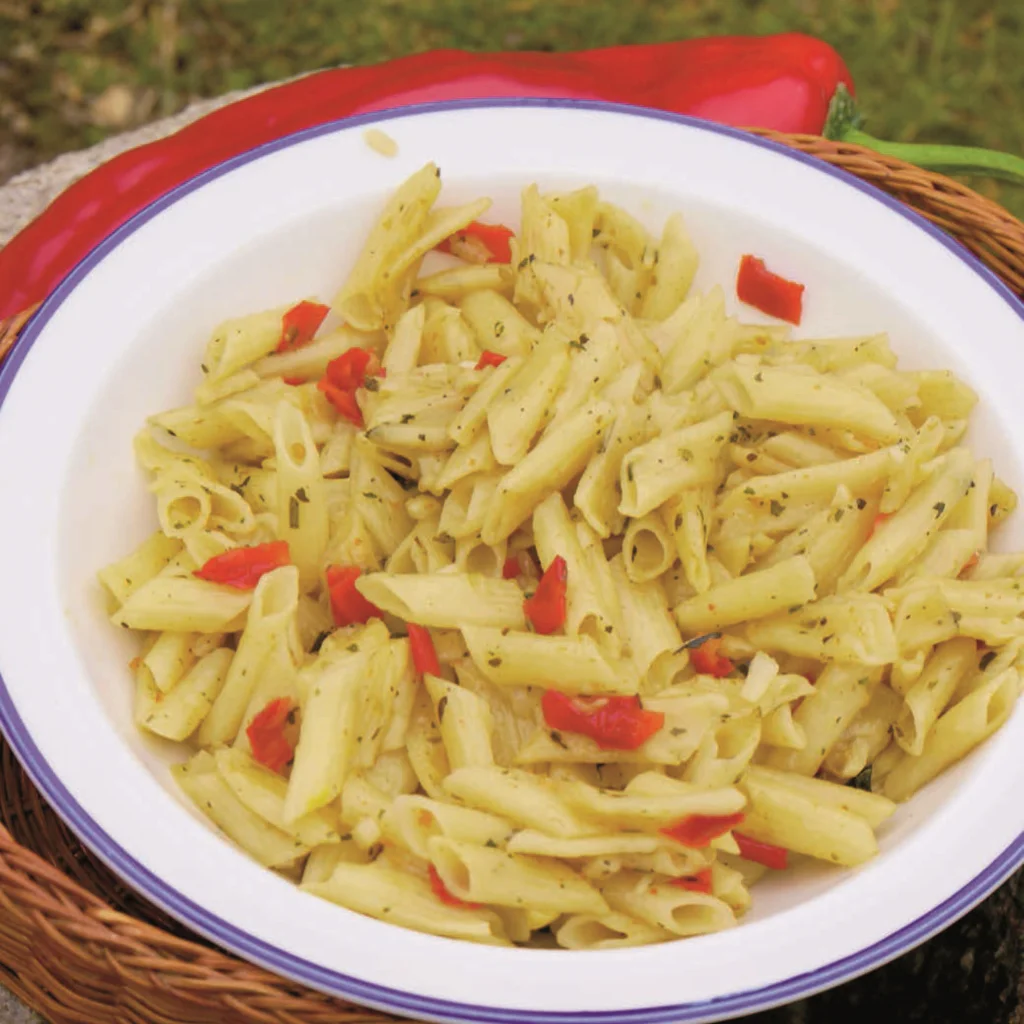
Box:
[355,571,526,629]
[619,411,733,518]
[462,626,638,695]
[674,557,816,634]
[105,170,1024,950]
[883,669,1019,801]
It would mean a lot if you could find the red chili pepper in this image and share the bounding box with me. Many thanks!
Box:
[475,350,508,370]
[734,833,789,870]
[276,300,330,353]
[523,555,568,635]
[541,691,664,751]
[408,624,441,677]
[428,864,482,909]
[502,557,521,580]
[193,541,290,590]
[960,550,981,576]
[246,697,296,774]
[11,36,1024,323]
[661,812,746,849]
[437,221,515,264]
[283,376,305,386]
[736,255,805,325]
[689,635,733,678]
[317,378,364,427]
[325,565,382,627]
[669,867,713,894]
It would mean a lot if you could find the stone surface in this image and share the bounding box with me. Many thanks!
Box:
[0,991,40,1024]
[0,90,1022,1024]
[0,86,265,248]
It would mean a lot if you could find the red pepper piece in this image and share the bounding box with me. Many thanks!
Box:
[661,812,746,849]
[324,347,377,391]
[670,867,713,894]
[318,347,383,426]
[193,541,290,590]
[475,350,508,370]
[325,565,382,627]
[408,624,441,677]
[283,376,305,386]
[523,555,568,634]
[503,550,538,581]
[542,691,664,751]
[276,300,330,353]
[437,221,515,264]
[737,255,805,325]
[734,832,789,870]
[317,379,364,427]
[689,635,733,678]
[428,864,482,909]
[246,697,296,774]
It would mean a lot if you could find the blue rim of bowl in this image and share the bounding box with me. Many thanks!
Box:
[2,97,1024,1024]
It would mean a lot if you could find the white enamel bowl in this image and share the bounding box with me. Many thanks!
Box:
[1,100,1023,1024]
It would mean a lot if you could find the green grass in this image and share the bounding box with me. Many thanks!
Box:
[1,0,1022,218]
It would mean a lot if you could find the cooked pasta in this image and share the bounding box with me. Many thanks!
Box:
[103,166,1023,950]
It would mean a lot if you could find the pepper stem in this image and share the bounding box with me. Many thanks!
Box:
[842,128,1024,187]
[822,83,1024,188]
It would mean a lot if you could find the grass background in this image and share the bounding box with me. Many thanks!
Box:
[0,0,1022,220]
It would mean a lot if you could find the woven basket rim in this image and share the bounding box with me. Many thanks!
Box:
[0,128,1023,1024]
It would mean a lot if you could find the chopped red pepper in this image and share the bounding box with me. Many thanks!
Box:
[317,378,364,427]
[734,833,789,870]
[277,300,330,353]
[408,624,441,677]
[193,541,290,590]
[324,347,379,391]
[736,255,805,325]
[317,347,384,426]
[428,864,482,909]
[283,376,305,386]
[436,221,515,264]
[246,697,296,774]
[542,691,665,751]
[503,550,537,581]
[661,812,746,849]
[475,350,507,370]
[523,555,568,634]
[325,565,383,627]
[670,867,713,894]
[689,635,734,678]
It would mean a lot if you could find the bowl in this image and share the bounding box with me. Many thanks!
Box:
[1,99,1024,1024]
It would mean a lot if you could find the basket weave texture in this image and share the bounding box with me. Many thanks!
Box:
[0,130,1022,1024]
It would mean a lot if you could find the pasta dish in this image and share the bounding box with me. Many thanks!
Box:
[99,165,1022,948]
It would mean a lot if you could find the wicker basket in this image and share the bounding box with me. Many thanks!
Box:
[0,130,1022,1024]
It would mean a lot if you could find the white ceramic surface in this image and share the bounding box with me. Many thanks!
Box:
[1,101,1023,1023]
